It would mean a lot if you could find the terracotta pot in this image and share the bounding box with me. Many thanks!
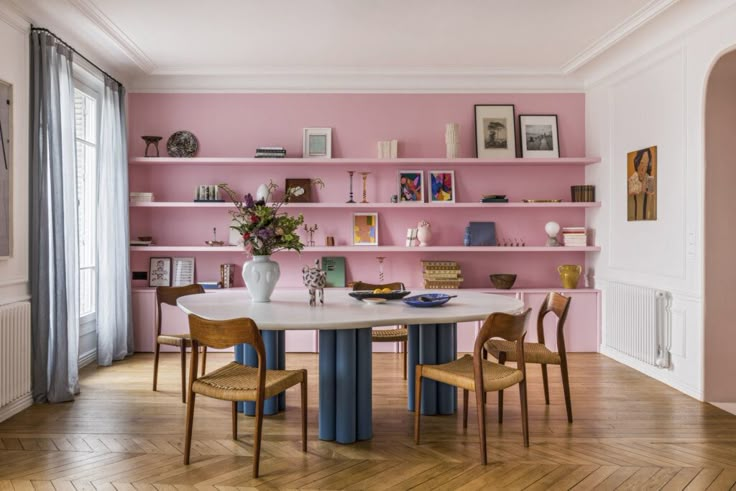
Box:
[557,264,582,289]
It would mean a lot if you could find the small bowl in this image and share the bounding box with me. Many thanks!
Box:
[489,274,516,289]
[205,240,225,247]
[138,236,153,242]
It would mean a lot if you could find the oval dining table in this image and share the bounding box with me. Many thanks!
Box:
[178,288,523,444]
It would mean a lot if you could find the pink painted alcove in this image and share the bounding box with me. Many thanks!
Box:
[128,93,589,291]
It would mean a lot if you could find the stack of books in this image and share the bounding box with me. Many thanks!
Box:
[254,146,286,158]
[421,260,463,289]
[480,194,508,203]
[562,227,588,247]
[196,281,220,290]
[129,192,154,203]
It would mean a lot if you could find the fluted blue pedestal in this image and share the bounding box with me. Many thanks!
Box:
[234,330,286,416]
[407,323,458,415]
[318,328,373,443]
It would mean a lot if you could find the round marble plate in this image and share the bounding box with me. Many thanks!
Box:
[167,130,199,157]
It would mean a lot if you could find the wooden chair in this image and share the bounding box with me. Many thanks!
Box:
[183,314,307,478]
[353,281,408,379]
[485,292,573,423]
[153,284,208,403]
[414,308,532,465]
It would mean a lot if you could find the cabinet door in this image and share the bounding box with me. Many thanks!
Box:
[132,291,156,353]
[523,292,599,352]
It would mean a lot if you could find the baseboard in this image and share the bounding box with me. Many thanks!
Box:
[0,393,33,423]
[710,402,736,415]
[600,346,704,401]
[78,349,97,368]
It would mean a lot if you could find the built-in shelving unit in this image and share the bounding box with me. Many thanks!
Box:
[130,201,601,209]
[130,245,601,253]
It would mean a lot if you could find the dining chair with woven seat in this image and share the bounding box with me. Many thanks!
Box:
[154,284,208,403]
[183,314,307,478]
[485,292,573,423]
[414,308,532,464]
[353,281,408,379]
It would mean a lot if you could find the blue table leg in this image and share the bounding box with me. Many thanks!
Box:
[407,323,457,415]
[234,330,286,416]
[318,328,373,443]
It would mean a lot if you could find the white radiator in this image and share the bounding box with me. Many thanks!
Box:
[0,302,31,408]
[605,282,672,368]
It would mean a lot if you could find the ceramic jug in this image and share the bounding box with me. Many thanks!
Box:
[557,264,582,289]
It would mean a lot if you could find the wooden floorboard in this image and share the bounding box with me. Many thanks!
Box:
[1,352,736,490]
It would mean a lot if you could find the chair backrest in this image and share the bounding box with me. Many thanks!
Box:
[352,281,405,291]
[155,284,205,335]
[536,292,572,352]
[473,309,531,391]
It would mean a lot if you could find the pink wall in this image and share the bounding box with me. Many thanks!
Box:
[128,93,588,290]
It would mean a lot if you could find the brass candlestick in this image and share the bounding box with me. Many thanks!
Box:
[360,172,371,203]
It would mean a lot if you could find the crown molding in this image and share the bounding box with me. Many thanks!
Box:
[561,0,679,74]
[0,1,31,32]
[66,0,155,73]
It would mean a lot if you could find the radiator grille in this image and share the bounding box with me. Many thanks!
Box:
[0,302,31,407]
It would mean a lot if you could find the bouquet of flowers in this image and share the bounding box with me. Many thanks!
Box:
[219,180,322,256]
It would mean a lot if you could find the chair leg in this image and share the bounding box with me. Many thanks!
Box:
[498,351,506,423]
[519,380,530,447]
[462,389,469,429]
[414,366,423,444]
[152,343,161,391]
[231,402,238,440]
[201,347,208,376]
[402,341,407,380]
[301,372,308,452]
[560,359,573,423]
[541,364,550,405]
[253,394,265,478]
[183,392,196,464]
[476,387,487,465]
[180,345,187,404]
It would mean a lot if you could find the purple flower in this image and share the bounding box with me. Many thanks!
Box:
[256,228,274,240]
[244,193,255,209]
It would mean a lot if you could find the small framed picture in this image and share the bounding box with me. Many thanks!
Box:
[398,170,424,202]
[149,257,172,287]
[519,115,560,158]
[172,257,195,286]
[285,178,313,202]
[353,212,379,246]
[429,170,455,203]
[303,128,332,158]
[474,104,516,158]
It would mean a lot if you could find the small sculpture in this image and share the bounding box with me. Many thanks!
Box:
[545,221,561,247]
[376,256,386,283]
[303,223,319,247]
[445,123,459,159]
[302,259,326,307]
[417,220,431,247]
[142,136,162,157]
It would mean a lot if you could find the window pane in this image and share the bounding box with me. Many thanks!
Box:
[79,267,95,317]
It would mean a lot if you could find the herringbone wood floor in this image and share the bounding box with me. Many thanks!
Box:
[1,353,736,490]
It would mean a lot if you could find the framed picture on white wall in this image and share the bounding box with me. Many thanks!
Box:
[0,79,12,259]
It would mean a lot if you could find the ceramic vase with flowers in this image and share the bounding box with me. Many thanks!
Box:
[220,180,322,302]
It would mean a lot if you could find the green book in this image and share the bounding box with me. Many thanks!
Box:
[322,256,346,287]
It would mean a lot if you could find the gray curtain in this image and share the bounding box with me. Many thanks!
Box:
[96,77,133,365]
[29,30,80,403]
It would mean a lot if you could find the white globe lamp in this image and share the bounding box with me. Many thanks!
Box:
[545,221,560,247]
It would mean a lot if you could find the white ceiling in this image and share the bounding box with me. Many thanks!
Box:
[4,0,680,91]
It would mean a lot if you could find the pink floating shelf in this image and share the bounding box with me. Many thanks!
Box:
[129,201,601,209]
[130,245,600,253]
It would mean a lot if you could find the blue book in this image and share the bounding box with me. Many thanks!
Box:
[322,256,346,287]
[468,222,496,246]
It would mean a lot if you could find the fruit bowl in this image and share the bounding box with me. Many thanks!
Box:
[489,274,517,289]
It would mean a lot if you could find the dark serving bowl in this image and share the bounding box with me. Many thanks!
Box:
[349,290,412,301]
[489,274,517,289]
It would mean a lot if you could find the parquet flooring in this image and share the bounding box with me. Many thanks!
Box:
[1,353,735,490]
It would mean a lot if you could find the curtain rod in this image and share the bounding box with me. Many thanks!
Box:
[30,26,124,88]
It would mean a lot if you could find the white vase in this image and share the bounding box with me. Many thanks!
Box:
[417,223,432,247]
[255,183,270,202]
[242,255,280,302]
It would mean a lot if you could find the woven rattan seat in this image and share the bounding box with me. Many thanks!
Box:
[371,327,408,342]
[157,334,192,347]
[421,354,524,392]
[486,339,561,365]
[192,362,305,401]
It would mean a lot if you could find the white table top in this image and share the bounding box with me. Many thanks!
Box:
[177,288,524,330]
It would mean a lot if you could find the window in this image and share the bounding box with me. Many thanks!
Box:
[74,86,97,321]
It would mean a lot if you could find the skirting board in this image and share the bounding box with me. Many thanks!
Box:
[79,350,97,369]
[0,393,32,423]
[711,402,736,416]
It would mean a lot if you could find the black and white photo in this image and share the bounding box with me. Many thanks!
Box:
[474,104,516,158]
[149,257,172,287]
[519,114,560,158]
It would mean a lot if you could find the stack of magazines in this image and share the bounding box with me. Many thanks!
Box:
[562,227,588,246]
[254,146,286,158]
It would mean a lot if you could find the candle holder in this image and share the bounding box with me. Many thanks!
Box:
[142,135,162,157]
[360,172,371,204]
[346,171,356,203]
[303,223,319,247]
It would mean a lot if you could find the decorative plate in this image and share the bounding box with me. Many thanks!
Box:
[402,293,454,308]
[348,290,412,301]
[167,130,199,157]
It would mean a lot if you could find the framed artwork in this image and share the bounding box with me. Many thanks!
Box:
[303,127,332,158]
[429,170,455,203]
[398,170,424,202]
[474,104,516,158]
[353,213,378,246]
[519,114,560,158]
[285,178,312,202]
[149,257,172,287]
[172,257,195,286]
[627,145,657,221]
[0,80,12,259]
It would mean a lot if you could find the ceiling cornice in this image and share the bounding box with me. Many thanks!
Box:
[561,0,679,74]
[0,1,30,32]
[66,0,156,73]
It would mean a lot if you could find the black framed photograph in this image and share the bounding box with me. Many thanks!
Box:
[148,257,172,287]
[474,104,516,158]
[519,114,560,158]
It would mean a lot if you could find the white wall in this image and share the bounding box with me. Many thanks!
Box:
[584,0,736,400]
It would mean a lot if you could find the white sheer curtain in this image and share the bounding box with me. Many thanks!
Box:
[96,77,133,365]
[29,30,80,402]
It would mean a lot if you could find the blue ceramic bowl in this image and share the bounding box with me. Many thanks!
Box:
[402,293,453,308]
